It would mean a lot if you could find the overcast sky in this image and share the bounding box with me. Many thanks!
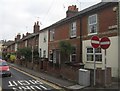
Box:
[0,0,102,41]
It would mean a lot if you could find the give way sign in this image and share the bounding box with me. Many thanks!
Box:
[100,37,111,49]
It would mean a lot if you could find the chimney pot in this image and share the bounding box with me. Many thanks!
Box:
[17,33,21,40]
[66,5,78,17]
[33,21,40,33]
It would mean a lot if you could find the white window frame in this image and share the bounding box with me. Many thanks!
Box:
[86,47,102,62]
[43,50,46,58]
[70,46,76,62]
[50,29,55,41]
[70,22,77,38]
[49,50,53,62]
[43,33,47,43]
[88,14,98,35]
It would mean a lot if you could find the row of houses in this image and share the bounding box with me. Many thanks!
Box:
[2,2,119,84]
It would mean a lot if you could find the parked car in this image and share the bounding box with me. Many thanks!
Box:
[0,59,11,77]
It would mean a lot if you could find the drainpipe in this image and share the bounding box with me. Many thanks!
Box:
[80,16,83,67]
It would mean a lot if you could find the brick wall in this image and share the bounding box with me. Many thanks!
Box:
[60,66,79,82]
[82,4,117,40]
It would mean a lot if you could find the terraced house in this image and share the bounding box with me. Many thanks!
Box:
[3,2,119,85]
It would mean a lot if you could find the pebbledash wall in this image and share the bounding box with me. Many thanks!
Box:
[39,29,48,58]
[83,36,118,78]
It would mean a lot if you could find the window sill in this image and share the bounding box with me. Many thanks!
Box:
[70,36,77,39]
[86,61,102,64]
[88,33,97,36]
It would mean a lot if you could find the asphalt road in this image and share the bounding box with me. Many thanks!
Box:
[1,67,62,91]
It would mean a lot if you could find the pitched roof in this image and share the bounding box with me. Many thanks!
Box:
[2,40,14,46]
[41,2,118,30]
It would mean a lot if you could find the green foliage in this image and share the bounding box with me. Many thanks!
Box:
[2,52,7,60]
[17,47,32,61]
[33,48,39,64]
[59,41,73,63]
[33,48,39,60]
[59,41,73,55]
[10,54,16,62]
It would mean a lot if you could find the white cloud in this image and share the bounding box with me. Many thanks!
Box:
[0,0,100,40]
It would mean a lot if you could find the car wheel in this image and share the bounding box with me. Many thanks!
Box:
[8,74,11,77]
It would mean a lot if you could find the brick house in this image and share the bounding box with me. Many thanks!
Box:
[17,21,39,50]
[82,2,118,78]
[3,22,39,63]
[47,5,83,81]
[46,2,119,83]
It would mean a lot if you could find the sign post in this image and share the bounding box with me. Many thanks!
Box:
[100,37,111,86]
[91,36,100,86]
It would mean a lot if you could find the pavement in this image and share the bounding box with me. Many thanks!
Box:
[8,62,86,91]
[8,62,120,91]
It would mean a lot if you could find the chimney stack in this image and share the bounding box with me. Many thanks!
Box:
[66,5,78,17]
[15,36,17,41]
[26,32,30,36]
[22,34,25,38]
[33,21,40,33]
[17,33,21,40]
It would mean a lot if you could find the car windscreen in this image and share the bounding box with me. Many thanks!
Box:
[0,62,8,66]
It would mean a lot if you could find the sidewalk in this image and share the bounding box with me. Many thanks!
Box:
[8,63,86,90]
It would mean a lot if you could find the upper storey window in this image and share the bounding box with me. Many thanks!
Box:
[70,22,77,38]
[50,29,55,41]
[88,14,98,35]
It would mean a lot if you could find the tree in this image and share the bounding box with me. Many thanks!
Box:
[59,41,73,64]
[17,47,32,62]
[33,48,39,64]
[10,54,16,63]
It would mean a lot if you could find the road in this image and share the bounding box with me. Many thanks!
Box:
[1,67,64,91]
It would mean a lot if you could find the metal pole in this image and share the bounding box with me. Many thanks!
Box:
[118,0,120,80]
[94,48,96,86]
[104,49,107,87]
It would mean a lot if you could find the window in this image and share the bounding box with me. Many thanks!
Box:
[49,50,53,62]
[70,47,76,62]
[70,22,77,38]
[43,50,46,58]
[86,47,102,62]
[88,14,97,34]
[39,48,41,58]
[43,33,47,42]
[50,29,55,41]
[53,50,56,63]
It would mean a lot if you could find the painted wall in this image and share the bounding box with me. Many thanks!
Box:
[39,30,48,58]
[0,43,2,58]
[82,36,118,77]
[15,43,18,52]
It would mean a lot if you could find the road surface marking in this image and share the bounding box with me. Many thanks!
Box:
[11,66,62,89]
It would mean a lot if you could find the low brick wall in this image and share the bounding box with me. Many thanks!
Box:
[88,68,112,86]
[96,68,112,86]
[47,63,61,77]
[60,66,79,82]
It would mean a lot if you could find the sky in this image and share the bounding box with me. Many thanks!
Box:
[0,0,102,41]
